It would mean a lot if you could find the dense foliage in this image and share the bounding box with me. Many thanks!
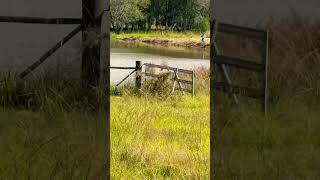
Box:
[110,0,210,32]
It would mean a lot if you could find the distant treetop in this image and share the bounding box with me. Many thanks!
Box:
[110,0,210,33]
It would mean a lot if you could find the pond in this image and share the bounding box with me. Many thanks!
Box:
[111,41,210,84]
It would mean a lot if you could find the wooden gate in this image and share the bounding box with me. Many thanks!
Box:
[144,63,195,96]
[211,20,269,113]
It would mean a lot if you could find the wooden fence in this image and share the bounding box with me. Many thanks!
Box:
[110,61,139,87]
[112,61,195,96]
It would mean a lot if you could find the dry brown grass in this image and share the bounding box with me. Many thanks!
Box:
[267,17,320,104]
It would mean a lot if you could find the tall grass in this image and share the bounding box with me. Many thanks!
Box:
[268,16,320,104]
[213,17,320,179]
[0,74,108,179]
[0,108,108,179]
[109,71,210,178]
[213,97,320,179]
[0,68,210,179]
[217,16,320,104]
[111,93,209,179]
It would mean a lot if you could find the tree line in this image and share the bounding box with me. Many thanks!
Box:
[110,0,210,33]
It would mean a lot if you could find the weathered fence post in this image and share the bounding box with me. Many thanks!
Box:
[81,0,110,178]
[262,31,269,115]
[192,71,195,97]
[210,0,215,179]
[81,0,101,92]
[136,61,142,90]
[98,1,110,179]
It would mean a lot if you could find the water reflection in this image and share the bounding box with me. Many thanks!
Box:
[111,40,210,60]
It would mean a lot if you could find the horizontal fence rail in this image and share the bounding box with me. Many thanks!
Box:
[144,63,193,74]
[112,63,141,87]
[213,82,264,99]
[177,79,193,85]
[110,66,136,70]
[213,55,264,72]
[218,22,267,40]
[0,16,82,25]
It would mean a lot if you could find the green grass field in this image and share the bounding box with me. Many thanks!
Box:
[111,93,209,179]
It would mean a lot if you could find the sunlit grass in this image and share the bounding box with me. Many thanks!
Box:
[111,93,210,179]
[111,31,210,41]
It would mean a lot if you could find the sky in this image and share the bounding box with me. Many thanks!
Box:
[0,0,319,72]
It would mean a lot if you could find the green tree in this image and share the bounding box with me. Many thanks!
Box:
[110,0,146,32]
[195,17,210,34]
[110,0,210,32]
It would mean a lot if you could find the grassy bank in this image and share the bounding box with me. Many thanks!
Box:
[112,31,209,40]
[112,31,210,48]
